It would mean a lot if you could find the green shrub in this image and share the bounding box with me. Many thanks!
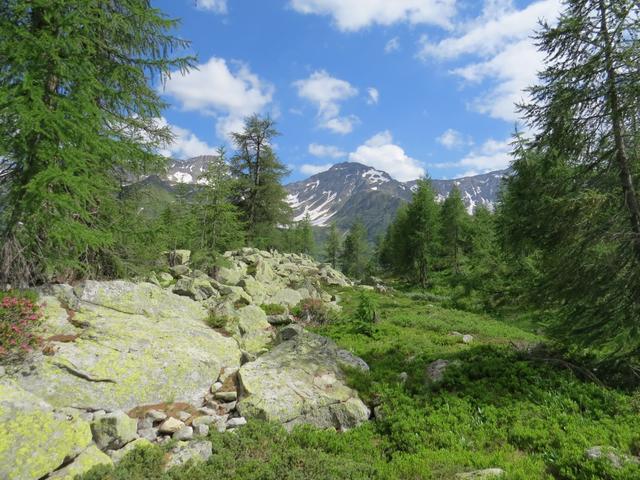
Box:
[291,298,334,325]
[260,303,286,315]
[206,312,230,329]
[0,292,43,360]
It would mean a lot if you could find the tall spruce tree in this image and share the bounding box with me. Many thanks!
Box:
[230,115,291,247]
[192,148,244,264]
[340,219,369,280]
[0,1,193,286]
[503,0,640,356]
[406,179,440,287]
[440,186,468,274]
[325,222,341,269]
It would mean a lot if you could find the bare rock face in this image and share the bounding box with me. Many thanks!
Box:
[237,329,370,431]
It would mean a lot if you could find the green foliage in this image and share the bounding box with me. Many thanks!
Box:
[439,186,469,275]
[260,303,286,315]
[230,115,292,248]
[499,0,640,358]
[291,298,333,325]
[0,0,194,286]
[325,223,341,269]
[340,219,369,280]
[206,312,230,330]
[352,291,377,337]
[284,214,316,256]
[0,293,43,360]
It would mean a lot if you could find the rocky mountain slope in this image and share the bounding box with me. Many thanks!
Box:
[0,249,369,479]
[286,162,507,239]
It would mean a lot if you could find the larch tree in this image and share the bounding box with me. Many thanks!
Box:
[340,219,369,280]
[230,115,291,247]
[325,222,341,269]
[0,0,194,286]
[440,186,468,274]
[503,0,640,356]
[406,179,440,288]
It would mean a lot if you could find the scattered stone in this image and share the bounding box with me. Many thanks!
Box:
[227,417,247,428]
[218,367,239,383]
[157,272,175,288]
[426,359,455,383]
[173,426,194,441]
[165,440,212,470]
[192,415,217,427]
[276,324,304,343]
[138,417,153,430]
[176,410,191,422]
[194,424,210,437]
[198,407,217,416]
[215,390,238,402]
[49,445,113,479]
[211,381,223,392]
[169,264,191,278]
[158,417,185,434]
[91,410,138,450]
[146,409,167,422]
[456,468,505,479]
[585,446,638,468]
[399,372,408,383]
[166,249,191,266]
[138,427,158,442]
[219,401,237,414]
[450,331,474,344]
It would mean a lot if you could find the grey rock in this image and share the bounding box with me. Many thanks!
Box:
[91,411,138,450]
[176,410,191,422]
[219,401,237,414]
[158,417,184,434]
[192,415,217,427]
[138,427,158,442]
[227,417,247,428]
[426,359,455,383]
[165,440,212,470]
[215,390,237,402]
[194,424,210,437]
[456,468,505,479]
[173,426,194,441]
[138,417,153,430]
[146,409,167,422]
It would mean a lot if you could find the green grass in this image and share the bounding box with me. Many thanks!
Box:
[79,287,640,479]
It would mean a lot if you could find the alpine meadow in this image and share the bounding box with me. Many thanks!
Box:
[1,1,640,479]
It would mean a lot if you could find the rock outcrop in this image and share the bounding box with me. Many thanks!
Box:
[0,248,365,479]
[237,327,370,431]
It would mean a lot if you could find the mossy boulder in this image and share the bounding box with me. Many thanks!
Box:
[48,445,112,480]
[232,305,274,355]
[237,330,370,431]
[11,281,242,412]
[0,381,92,480]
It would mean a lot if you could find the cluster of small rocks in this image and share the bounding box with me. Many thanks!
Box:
[82,369,248,469]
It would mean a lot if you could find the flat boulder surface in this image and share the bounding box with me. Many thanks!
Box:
[0,381,93,480]
[11,281,241,411]
[237,330,370,431]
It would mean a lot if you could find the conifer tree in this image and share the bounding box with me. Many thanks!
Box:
[406,179,440,287]
[325,223,341,269]
[503,0,640,355]
[230,115,291,247]
[340,219,369,279]
[0,0,193,285]
[440,186,468,274]
[193,148,244,262]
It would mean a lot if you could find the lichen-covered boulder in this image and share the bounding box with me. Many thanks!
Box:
[0,381,93,480]
[11,281,242,412]
[237,330,370,431]
[232,305,274,355]
[269,288,303,308]
[91,410,138,450]
[173,277,218,301]
[48,445,113,480]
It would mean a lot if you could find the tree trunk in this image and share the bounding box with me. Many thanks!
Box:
[599,0,640,259]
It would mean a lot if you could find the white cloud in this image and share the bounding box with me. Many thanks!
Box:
[300,163,335,175]
[309,143,346,158]
[367,87,379,105]
[436,128,471,149]
[385,36,401,53]
[349,131,425,182]
[434,137,513,175]
[195,0,228,13]
[164,57,274,139]
[289,0,457,31]
[157,118,218,159]
[293,70,359,134]
[418,0,561,122]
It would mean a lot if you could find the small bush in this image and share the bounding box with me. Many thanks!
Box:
[260,303,286,315]
[207,312,230,329]
[352,291,377,337]
[291,298,334,325]
[0,292,43,360]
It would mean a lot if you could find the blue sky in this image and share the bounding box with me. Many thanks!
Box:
[153,0,561,182]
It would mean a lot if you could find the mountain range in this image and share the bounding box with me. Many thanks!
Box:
[150,156,508,240]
